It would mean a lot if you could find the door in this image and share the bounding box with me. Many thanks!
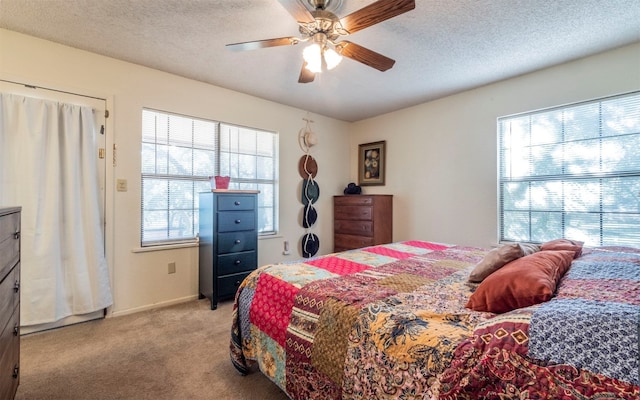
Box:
[0,80,108,332]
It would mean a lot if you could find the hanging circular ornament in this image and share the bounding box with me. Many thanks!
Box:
[301,178,320,205]
[298,154,318,179]
[301,233,320,258]
[302,204,317,228]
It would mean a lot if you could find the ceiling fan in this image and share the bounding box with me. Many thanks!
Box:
[226,0,416,83]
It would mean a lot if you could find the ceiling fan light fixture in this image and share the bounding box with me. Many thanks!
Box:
[303,43,323,73]
[324,46,342,70]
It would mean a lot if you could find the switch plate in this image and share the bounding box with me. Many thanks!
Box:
[116,179,128,192]
[168,262,176,274]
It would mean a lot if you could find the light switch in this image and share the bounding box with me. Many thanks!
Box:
[116,179,128,192]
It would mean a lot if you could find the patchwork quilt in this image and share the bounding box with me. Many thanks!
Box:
[431,247,640,399]
[229,242,640,399]
[230,241,493,399]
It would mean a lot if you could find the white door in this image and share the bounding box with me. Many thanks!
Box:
[0,80,108,332]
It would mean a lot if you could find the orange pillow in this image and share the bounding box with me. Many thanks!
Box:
[466,250,575,313]
[540,239,583,258]
[468,243,524,283]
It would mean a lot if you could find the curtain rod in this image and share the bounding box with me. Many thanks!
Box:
[0,78,107,102]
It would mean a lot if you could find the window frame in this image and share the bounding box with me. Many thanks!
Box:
[141,108,278,247]
[497,91,640,248]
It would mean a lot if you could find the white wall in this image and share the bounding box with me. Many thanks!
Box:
[3,27,639,316]
[0,29,351,316]
[350,42,640,248]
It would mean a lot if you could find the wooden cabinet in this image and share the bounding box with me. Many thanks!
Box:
[333,195,392,252]
[199,191,258,310]
[0,207,21,400]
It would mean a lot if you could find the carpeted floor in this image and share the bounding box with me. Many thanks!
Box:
[15,299,290,400]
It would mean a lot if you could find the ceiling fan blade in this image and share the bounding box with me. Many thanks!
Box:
[226,37,301,51]
[277,0,316,23]
[298,62,316,83]
[339,0,415,34]
[336,41,395,72]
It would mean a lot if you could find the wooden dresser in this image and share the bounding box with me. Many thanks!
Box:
[333,195,392,252]
[199,191,258,310]
[0,207,21,400]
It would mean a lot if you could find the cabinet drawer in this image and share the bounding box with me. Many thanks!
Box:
[217,232,257,254]
[217,211,255,232]
[334,206,372,221]
[217,195,256,211]
[0,305,19,400]
[334,220,373,236]
[217,251,257,276]
[334,234,374,251]
[218,272,252,299]
[0,212,20,244]
[334,196,373,207]
[0,236,19,282]
[0,264,20,329]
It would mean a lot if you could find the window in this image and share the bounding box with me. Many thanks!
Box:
[141,109,277,246]
[498,91,640,247]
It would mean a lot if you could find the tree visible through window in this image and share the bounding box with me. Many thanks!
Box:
[498,91,640,247]
[141,109,277,246]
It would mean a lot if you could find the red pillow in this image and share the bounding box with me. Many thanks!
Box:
[540,239,583,258]
[466,250,575,313]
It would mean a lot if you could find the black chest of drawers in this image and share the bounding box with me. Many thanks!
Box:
[199,191,258,310]
[0,207,21,400]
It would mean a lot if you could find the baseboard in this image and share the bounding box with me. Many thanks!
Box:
[108,295,200,318]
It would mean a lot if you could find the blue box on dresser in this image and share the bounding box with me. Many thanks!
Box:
[198,191,259,310]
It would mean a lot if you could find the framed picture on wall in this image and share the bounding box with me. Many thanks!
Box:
[358,140,386,186]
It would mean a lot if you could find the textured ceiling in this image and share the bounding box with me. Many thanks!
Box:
[1,0,639,122]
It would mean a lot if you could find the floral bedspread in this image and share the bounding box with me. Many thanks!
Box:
[431,247,640,399]
[230,241,493,399]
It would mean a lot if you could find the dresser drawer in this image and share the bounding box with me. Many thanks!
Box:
[0,236,19,282]
[0,264,20,329]
[217,211,256,232]
[218,271,252,299]
[217,195,256,211]
[334,206,372,221]
[0,212,20,244]
[0,302,19,400]
[334,234,374,251]
[217,251,257,276]
[334,196,373,207]
[334,220,373,236]
[217,231,257,254]
[0,210,20,281]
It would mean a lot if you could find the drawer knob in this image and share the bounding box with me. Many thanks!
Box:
[234,201,240,206]
[13,324,19,336]
[13,365,19,379]
[14,231,20,240]
[234,280,241,287]
[14,280,20,293]
[235,219,241,224]
[234,239,241,244]
[234,260,241,265]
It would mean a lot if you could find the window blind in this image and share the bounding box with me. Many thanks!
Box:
[141,109,278,246]
[498,91,640,247]
[141,110,216,245]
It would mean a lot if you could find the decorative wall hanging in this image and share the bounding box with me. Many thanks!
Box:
[298,116,319,258]
[358,140,386,186]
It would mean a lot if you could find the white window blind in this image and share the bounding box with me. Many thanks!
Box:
[498,91,640,247]
[141,109,277,246]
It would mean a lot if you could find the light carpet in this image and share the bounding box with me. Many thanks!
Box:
[15,299,289,400]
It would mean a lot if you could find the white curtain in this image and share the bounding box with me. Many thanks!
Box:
[0,93,113,326]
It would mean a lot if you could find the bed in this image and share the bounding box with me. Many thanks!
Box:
[229,240,640,399]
